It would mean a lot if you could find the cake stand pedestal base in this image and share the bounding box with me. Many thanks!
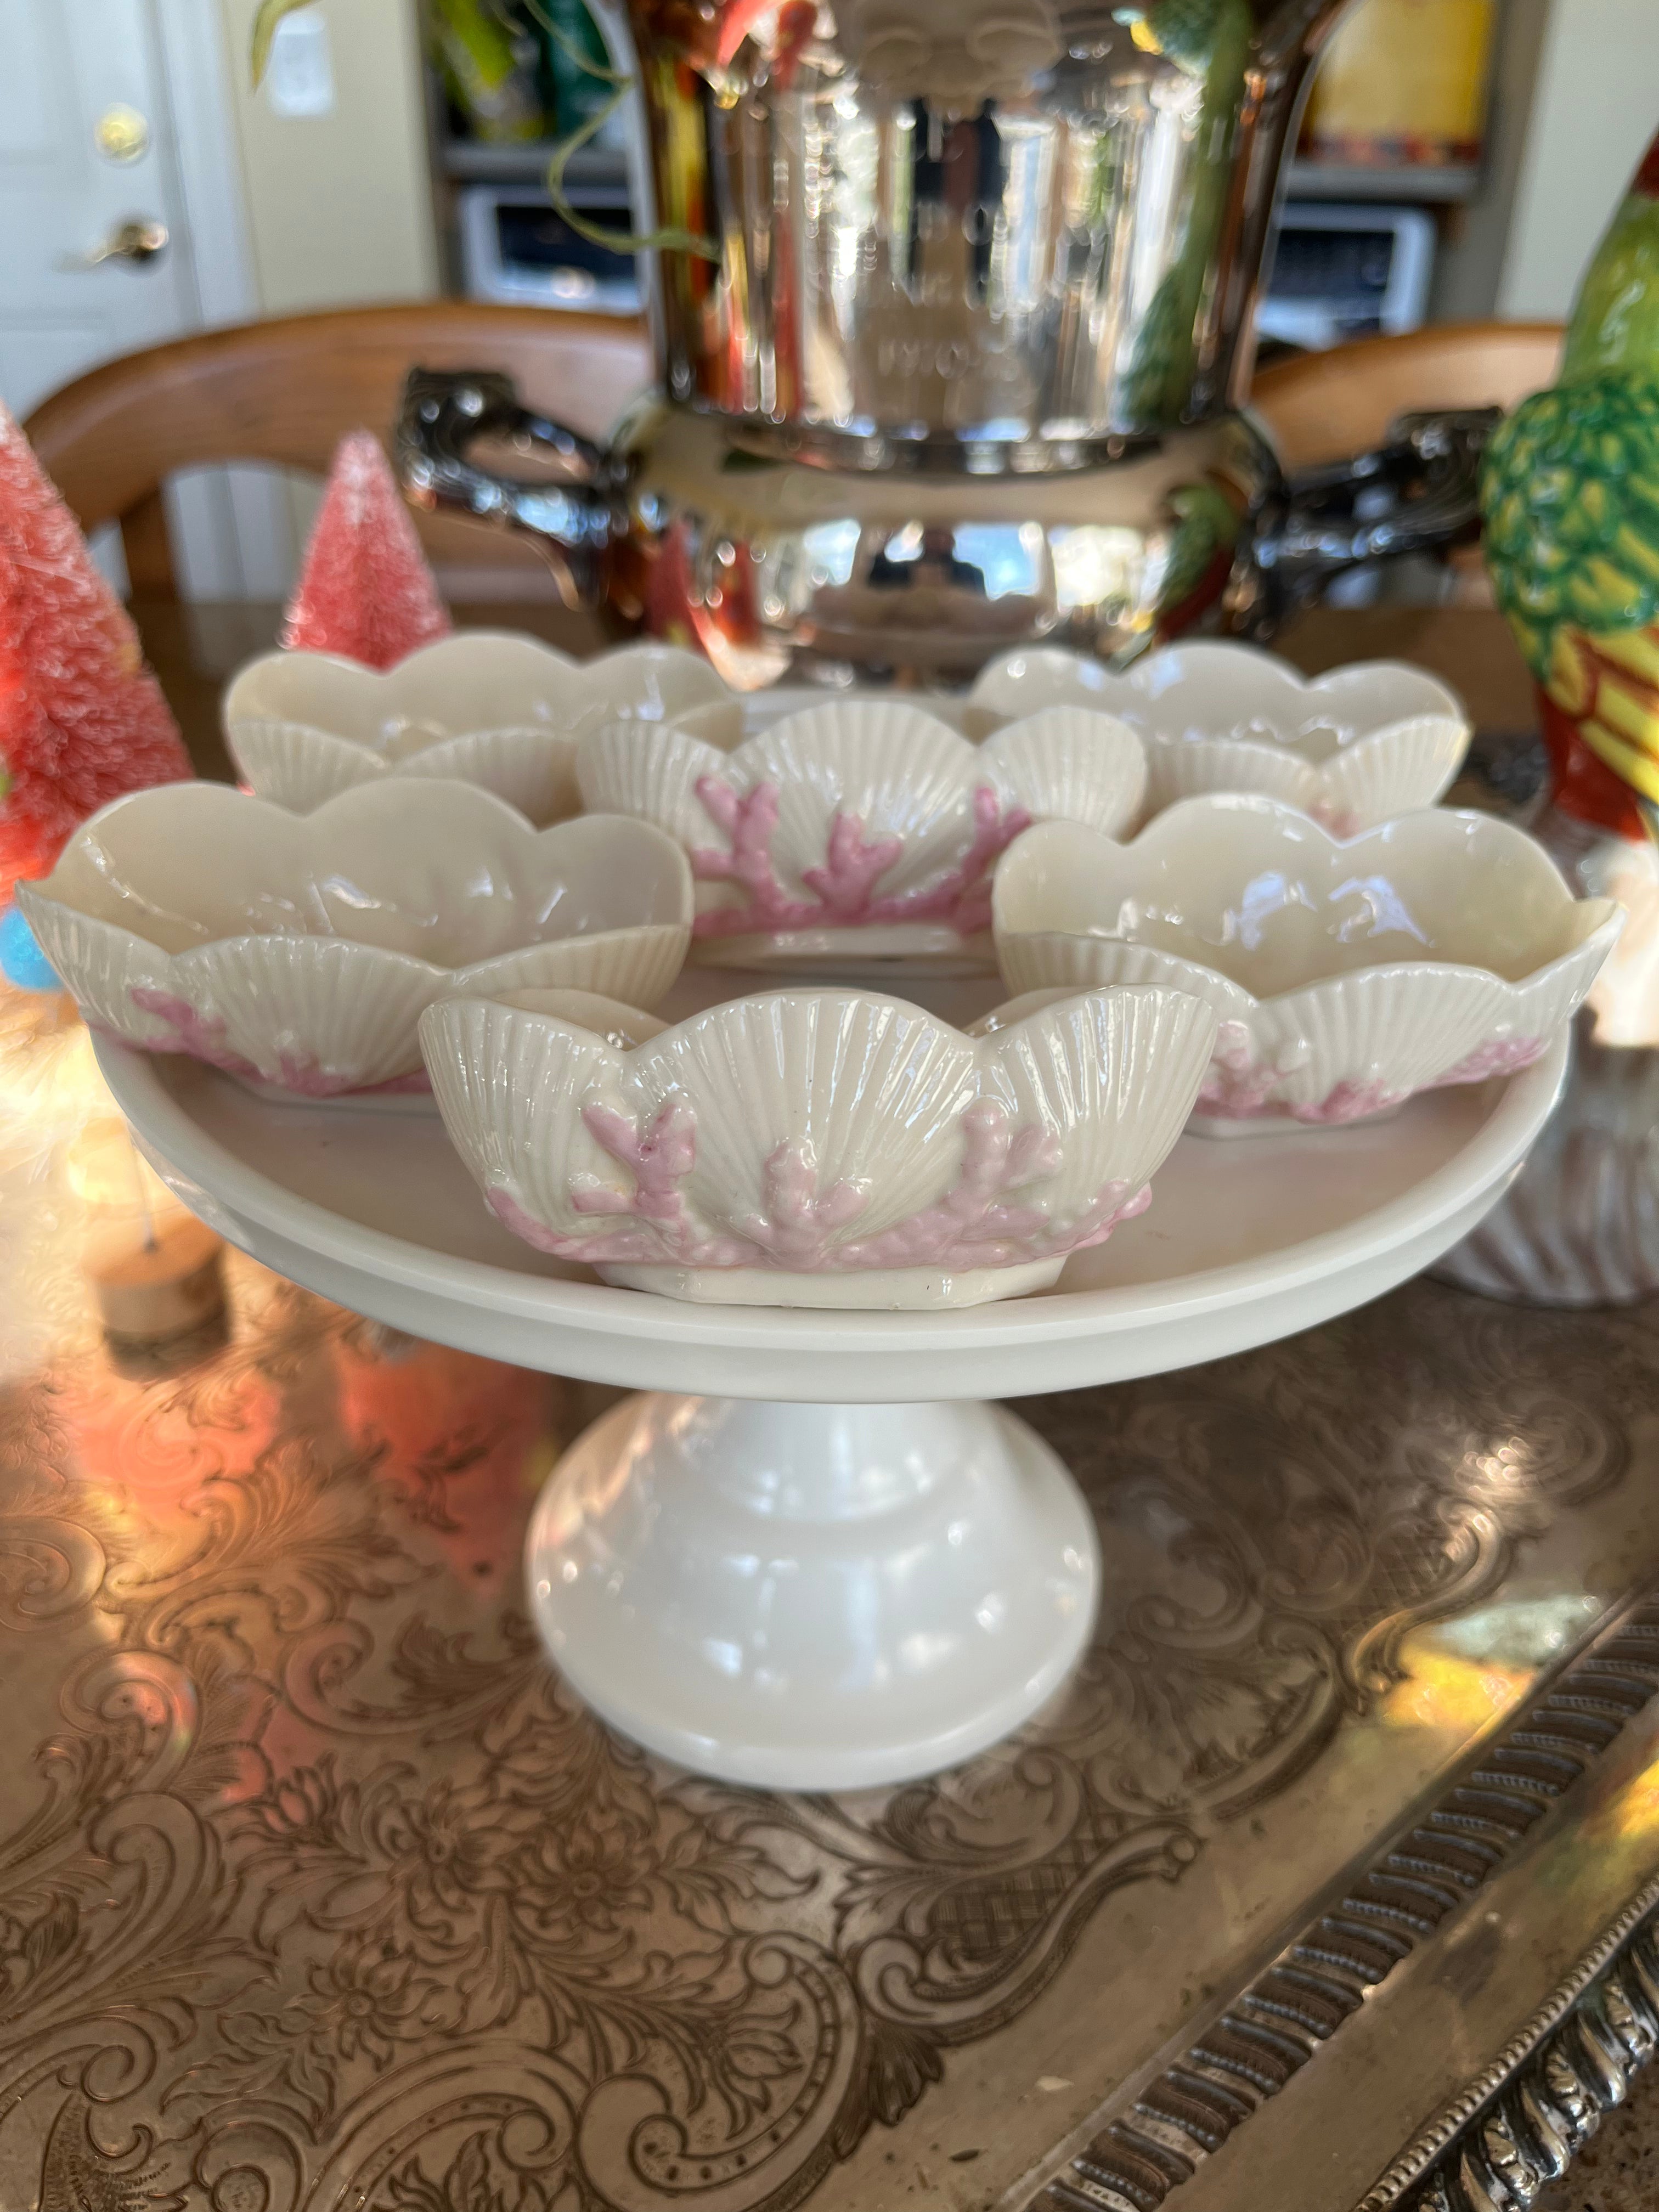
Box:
[93,1035,1572,1788]
[526,1393,1099,1791]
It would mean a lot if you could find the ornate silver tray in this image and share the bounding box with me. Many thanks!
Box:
[3,1008,1659,2212]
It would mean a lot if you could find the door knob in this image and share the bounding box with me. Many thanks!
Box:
[59,218,169,271]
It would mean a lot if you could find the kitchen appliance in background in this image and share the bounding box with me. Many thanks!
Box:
[457,184,639,313]
[1259,0,1502,361]
[1258,202,1437,350]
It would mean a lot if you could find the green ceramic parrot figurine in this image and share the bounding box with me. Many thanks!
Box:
[1481,129,1659,836]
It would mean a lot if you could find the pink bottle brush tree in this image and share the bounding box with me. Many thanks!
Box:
[0,404,191,912]
[283,431,452,669]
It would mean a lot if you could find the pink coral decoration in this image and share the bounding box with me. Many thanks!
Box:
[1290,1078,1407,1126]
[736,1144,870,1267]
[126,986,427,1098]
[486,1095,1152,1274]
[690,777,1031,941]
[1197,1020,1282,1118]
[1307,800,1361,838]
[1433,1036,1545,1087]
[1197,1028,1547,1127]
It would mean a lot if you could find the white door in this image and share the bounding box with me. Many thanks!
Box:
[0,0,292,595]
[0,0,200,415]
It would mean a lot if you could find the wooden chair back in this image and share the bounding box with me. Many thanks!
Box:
[1249,321,1564,471]
[24,308,1565,603]
[21,300,654,597]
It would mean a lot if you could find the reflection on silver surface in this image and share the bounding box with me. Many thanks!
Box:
[1024,1590,1659,2212]
[397,0,1496,680]
[1372,1879,1659,2210]
[623,0,1306,467]
[4,994,1659,2212]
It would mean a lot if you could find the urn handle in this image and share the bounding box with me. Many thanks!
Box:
[394,368,612,613]
[1248,407,1501,632]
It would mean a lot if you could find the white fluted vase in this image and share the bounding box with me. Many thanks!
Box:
[1437,808,1659,1307]
[1436,1015,1659,1305]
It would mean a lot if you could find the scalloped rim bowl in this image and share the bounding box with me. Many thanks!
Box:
[224,633,730,825]
[19,780,694,1102]
[992,796,1621,1135]
[575,693,1148,972]
[970,640,1472,832]
[418,981,1218,1307]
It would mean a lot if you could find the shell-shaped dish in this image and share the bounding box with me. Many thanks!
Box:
[576,694,1148,973]
[419,981,1216,1307]
[225,633,729,825]
[19,781,693,1103]
[992,797,1621,1135]
[970,640,1471,832]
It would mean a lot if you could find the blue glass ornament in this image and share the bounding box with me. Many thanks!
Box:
[0,904,60,992]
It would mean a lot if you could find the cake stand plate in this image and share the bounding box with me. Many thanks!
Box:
[96,1036,1566,1788]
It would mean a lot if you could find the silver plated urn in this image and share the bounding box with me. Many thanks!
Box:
[400,0,1491,684]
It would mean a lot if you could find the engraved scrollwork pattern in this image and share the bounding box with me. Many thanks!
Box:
[1,1255,1655,2212]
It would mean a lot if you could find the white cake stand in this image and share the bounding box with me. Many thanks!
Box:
[96,1035,1565,1790]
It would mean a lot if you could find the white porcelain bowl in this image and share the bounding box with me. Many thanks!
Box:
[576,693,1147,970]
[994,797,1620,1135]
[224,633,729,825]
[971,640,1471,832]
[419,981,1217,1307]
[19,781,693,1102]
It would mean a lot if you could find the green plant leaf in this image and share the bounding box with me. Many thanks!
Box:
[250,0,316,89]
[546,87,718,259]
[515,0,627,83]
